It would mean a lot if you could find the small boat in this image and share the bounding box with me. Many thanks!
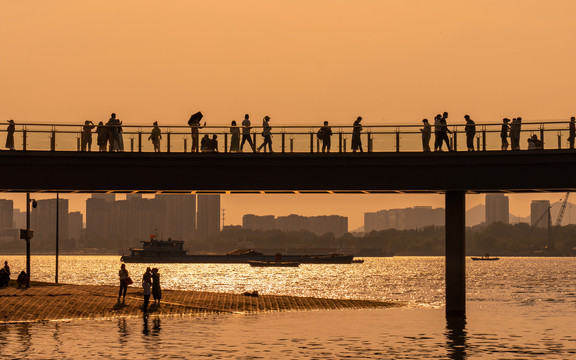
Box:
[352,259,365,263]
[248,260,300,267]
[471,256,500,261]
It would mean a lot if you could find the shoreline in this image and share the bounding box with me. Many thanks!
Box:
[0,281,399,324]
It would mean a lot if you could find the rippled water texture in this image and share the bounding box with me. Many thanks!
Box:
[1,256,575,359]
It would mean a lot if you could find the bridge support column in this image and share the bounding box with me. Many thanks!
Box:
[445,190,466,317]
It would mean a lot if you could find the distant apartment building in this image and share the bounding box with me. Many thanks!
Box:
[531,200,551,228]
[485,193,509,224]
[31,198,70,249]
[364,206,444,232]
[196,195,221,241]
[242,214,348,236]
[68,211,83,241]
[85,193,202,249]
[0,199,14,229]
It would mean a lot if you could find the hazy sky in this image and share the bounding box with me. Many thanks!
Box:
[1,1,575,228]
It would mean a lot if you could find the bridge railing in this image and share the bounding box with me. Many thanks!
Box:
[0,121,573,153]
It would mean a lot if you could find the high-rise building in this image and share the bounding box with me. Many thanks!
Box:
[242,214,348,236]
[531,200,551,228]
[155,194,196,241]
[31,198,69,249]
[197,195,220,240]
[485,193,509,224]
[0,199,14,229]
[68,211,83,241]
[243,214,275,231]
[364,206,444,231]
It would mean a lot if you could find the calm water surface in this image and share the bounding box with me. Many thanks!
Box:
[1,256,575,359]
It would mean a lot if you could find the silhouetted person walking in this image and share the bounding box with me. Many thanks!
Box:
[510,117,522,150]
[240,114,255,152]
[319,121,333,152]
[257,116,272,152]
[118,264,129,304]
[230,120,240,152]
[569,117,575,150]
[440,112,452,151]
[352,116,363,152]
[421,119,431,152]
[81,121,95,151]
[5,120,15,150]
[96,121,108,152]
[464,115,476,151]
[501,118,510,150]
[151,268,162,306]
[148,121,162,152]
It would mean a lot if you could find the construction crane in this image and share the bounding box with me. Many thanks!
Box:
[533,192,570,251]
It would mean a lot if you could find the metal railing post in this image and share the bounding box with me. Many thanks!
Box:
[482,129,486,151]
[309,133,314,153]
[184,138,187,153]
[396,130,400,152]
[558,133,561,150]
[166,132,171,153]
[476,136,480,152]
[367,132,372,152]
[540,128,545,149]
[50,130,56,151]
[224,133,228,153]
[290,138,294,152]
[131,138,134,152]
[343,138,347,152]
[339,132,343,153]
[281,133,285,153]
[453,130,458,152]
[252,134,257,152]
[22,129,27,151]
[138,131,142,152]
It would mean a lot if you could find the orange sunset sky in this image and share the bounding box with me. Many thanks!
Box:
[1,1,576,229]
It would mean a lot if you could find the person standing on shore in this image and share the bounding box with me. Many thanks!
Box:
[118,264,130,304]
[420,119,431,152]
[5,120,15,150]
[569,117,575,150]
[142,270,152,315]
[240,114,255,152]
[151,268,162,306]
[464,115,476,151]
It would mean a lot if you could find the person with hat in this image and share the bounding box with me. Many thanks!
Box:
[5,120,15,150]
[257,116,273,152]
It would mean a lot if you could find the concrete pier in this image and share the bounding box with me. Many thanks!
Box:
[445,191,466,317]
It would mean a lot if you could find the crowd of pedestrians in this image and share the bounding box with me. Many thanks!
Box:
[4,113,576,153]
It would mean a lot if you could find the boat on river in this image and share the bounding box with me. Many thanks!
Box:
[120,239,355,264]
[471,255,500,261]
[248,261,300,267]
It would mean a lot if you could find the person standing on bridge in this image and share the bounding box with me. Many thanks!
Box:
[319,121,333,152]
[230,120,240,152]
[568,117,575,150]
[96,121,108,152]
[464,115,476,151]
[510,117,522,150]
[501,118,510,150]
[107,113,120,152]
[189,119,206,153]
[148,121,162,152]
[81,121,95,152]
[5,119,15,150]
[421,119,431,152]
[433,114,442,151]
[351,116,363,152]
[257,116,273,152]
[240,114,256,152]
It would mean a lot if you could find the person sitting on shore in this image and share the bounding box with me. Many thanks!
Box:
[0,268,9,288]
[17,270,29,288]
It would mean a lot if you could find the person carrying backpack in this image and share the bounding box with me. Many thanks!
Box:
[318,121,333,152]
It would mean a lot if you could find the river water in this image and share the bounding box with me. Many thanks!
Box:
[1,256,575,359]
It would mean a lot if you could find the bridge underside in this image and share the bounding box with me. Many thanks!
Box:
[0,150,575,193]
